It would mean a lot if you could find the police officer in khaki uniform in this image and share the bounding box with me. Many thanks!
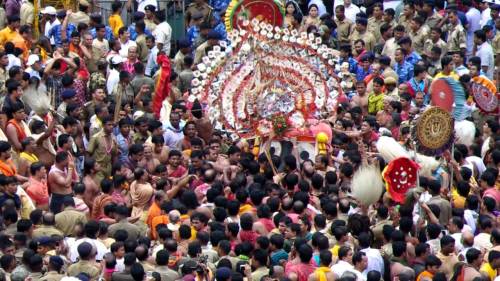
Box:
[185,0,213,27]
[334,5,354,44]
[54,197,88,236]
[39,256,65,281]
[144,5,158,32]
[350,17,377,52]
[370,206,393,248]
[68,0,91,25]
[398,2,415,32]
[367,3,384,42]
[67,242,101,280]
[444,10,466,53]
[423,0,443,29]
[408,16,429,55]
[32,213,64,239]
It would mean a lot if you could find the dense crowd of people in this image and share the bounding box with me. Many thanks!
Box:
[0,0,498,280]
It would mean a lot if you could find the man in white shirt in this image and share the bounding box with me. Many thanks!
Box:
[479,0,491,28]
[464,0,481,57]
[153,10,172,56]
[350,251,368,281]
[358,233,384,275]
[107,56,125,94]
[474,29,494,80]
[25,54,41,79]
[41,6,59,45]
[118,27,137,58]
[342,0,360,23]
[331,246,354,278]
[68,221,108,262]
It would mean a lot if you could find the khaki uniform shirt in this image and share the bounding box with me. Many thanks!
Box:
[368,17,384,42]
[145,19,157,32]
[350,29,377,52]
[194,41,209,65]
[409,26,429,54]
[252,267,270,281]
[173,50,185,73]
[334,18,354,44]
[370,218,392,246]
[424,12,443,29]
[382,67,399,83]
[39,271,65,281]
[32,225,64,239]
[398,13,414,32]
[136,34,149,64]
[185,3,213,26]
[20,2,34,26]
[493,33,500,54]
[155,266,181,281]
[55,206,88,236]
[445,23,466,52]
[87,131,118,179]
[423,38,448,57]
[67,260,100,280]
[108,220,142,241]
[28,272,44,281]
[68,11,90,26]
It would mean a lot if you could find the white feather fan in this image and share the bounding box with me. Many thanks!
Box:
[454,120,475,147]
[22,82,51,115]
[376,136,410,162]
[351,164,385,205]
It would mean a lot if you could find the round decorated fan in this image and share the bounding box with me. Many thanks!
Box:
[471,76,498,114]
[430,78,467,121]
[412,106,454,156]
[225,0,285,31]
[192,19,341,138]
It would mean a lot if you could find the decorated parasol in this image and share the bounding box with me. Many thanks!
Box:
[192,19,341,141]
[412,106,454,156]
[382,157,420,204]
[470,76,498,114]
[430,78,467,121]
[224,0,285,31]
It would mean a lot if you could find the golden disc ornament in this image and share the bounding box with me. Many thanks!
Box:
[414,106,454,156]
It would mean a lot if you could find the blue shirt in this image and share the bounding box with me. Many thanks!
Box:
[210,0,230,13]
[128,24,152,41]
[486,18,496,36]
[213,22,227,42]
[355,66,372,81]
[187,26,200,46]
[116,133,131,162]
[394,61,414,84]
[339,56,358,74]
[89,26,114,41]
[405,51,422,65]
[48,23,77,46]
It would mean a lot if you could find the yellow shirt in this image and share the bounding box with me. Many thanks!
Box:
[434,71,460,81]
[0,27,22,47]
[480,263,497,281]
[108,14,124,38]
[330,244,340,257]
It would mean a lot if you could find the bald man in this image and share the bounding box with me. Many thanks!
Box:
[32,212,64,239]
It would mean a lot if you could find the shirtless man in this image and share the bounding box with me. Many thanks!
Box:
[48,151,75,214]
[462,248,483,281]
[144,145,160,174]
[82,158,101,211]
[350,81,369,115]
[151,135,169,164]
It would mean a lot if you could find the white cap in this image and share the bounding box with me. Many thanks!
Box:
[41,6,57,15]
[110,55,126,65]
[26,54,40,66]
